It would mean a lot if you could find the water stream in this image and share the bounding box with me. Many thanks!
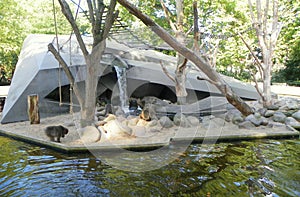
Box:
[114,66,128,113]
[0,136,299,196]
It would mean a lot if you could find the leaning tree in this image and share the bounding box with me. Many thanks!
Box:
[117,0,254,116]
[49,0,118,126]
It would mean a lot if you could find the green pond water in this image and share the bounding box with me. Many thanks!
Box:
[0,136,299,196]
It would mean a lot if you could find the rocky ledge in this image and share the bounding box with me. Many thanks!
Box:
[226,97,300,130]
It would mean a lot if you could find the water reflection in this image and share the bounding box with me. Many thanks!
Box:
[0,136,299,196]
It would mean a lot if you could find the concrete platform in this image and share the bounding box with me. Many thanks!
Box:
[0,113,298,153]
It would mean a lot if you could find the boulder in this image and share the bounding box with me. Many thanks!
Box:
[102,119,132,139]
[292,111,300,121]
[95,120,107,127]
[187,116,200,126]
[245,113,262,127]
[80,126,101,143]
[287,100,299,110]
[225,109,243,123]
[272,112,286,123]
[264,110,275,118]
[260,117,269,126]
[103,114,116,122]
[232,115,244,125]
[173,113,189,128]
[258,108,267,116]
[128,117,139,127]
[267,105,279,110]
[238,121,255,129]
[147,120,158,127]
[268,122,285,128]
[159,116,174,128]
[136,119,148,127]
[132,126,147,137]
[285,117,300,129]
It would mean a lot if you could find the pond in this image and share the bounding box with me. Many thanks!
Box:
[0,136,299,196]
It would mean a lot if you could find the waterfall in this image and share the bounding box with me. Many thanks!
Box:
[114,66,128,113]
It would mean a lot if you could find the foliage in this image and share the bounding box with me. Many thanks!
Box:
[1,0,299,85]
[0,0,26,84]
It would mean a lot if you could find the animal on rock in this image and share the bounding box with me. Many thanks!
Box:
[44,125,69,143]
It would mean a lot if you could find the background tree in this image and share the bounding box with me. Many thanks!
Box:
[246,0,282,107]
[49,0,118,126]
[117,0,254,116]
[0,0,26,84]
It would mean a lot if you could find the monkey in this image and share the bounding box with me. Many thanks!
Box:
[44,125,68,143]
[140,108,151,121]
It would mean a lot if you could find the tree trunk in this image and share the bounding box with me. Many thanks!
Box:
[81,41,106,126]
[117,0,254,116]
[262,63,272,107]
[27,94,40,124]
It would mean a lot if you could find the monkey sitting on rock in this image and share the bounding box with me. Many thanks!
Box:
[44,125,68,143]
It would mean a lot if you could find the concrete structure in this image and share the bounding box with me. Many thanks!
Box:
[1,34,259,123]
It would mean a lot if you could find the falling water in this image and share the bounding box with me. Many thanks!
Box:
[114,66,128,113]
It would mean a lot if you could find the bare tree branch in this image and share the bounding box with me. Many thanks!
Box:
[263,0,269,46]
[160,0,177,32]
[160,61,175,82]
[251,72,264,100]
[178,58,188,72]
[86,0,95,25]
[193,1,200,54]
[48,43,85,107]
[238,32,264,71]
[58,0,89,57]
[101,0,118,41]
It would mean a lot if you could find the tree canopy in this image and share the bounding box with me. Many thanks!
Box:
[0,0,299,85]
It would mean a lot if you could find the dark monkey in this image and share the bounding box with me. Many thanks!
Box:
[44,125,68,142]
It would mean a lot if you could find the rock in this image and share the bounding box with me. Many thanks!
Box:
[132,126,147,137]
[260,117,269,126]
[258,108,267,116]
[81,126,101,143]
[173,113,189,128]
[268,122,285,128]
[264,110,275,117]
[279,105,289,111]
[128,117,139,127]
[115,106,125,117]
[267,105,279,110]
[232,115,244,125]
[285,117,300,129]
[187,116,200,126]
[103,114,116,122]
[245,114,262,127]
[136,119,148,127]
[202,115,215,122]
[225,109,242,122]
[287,100,299,110]
[238,121,255,129]
[147,120,158,127]
[272,112,286,123]
[147,128,160,133]
[292,111,300,121]
[95,120,107,127]
[102,119,132,139]
[159,116,174,128]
